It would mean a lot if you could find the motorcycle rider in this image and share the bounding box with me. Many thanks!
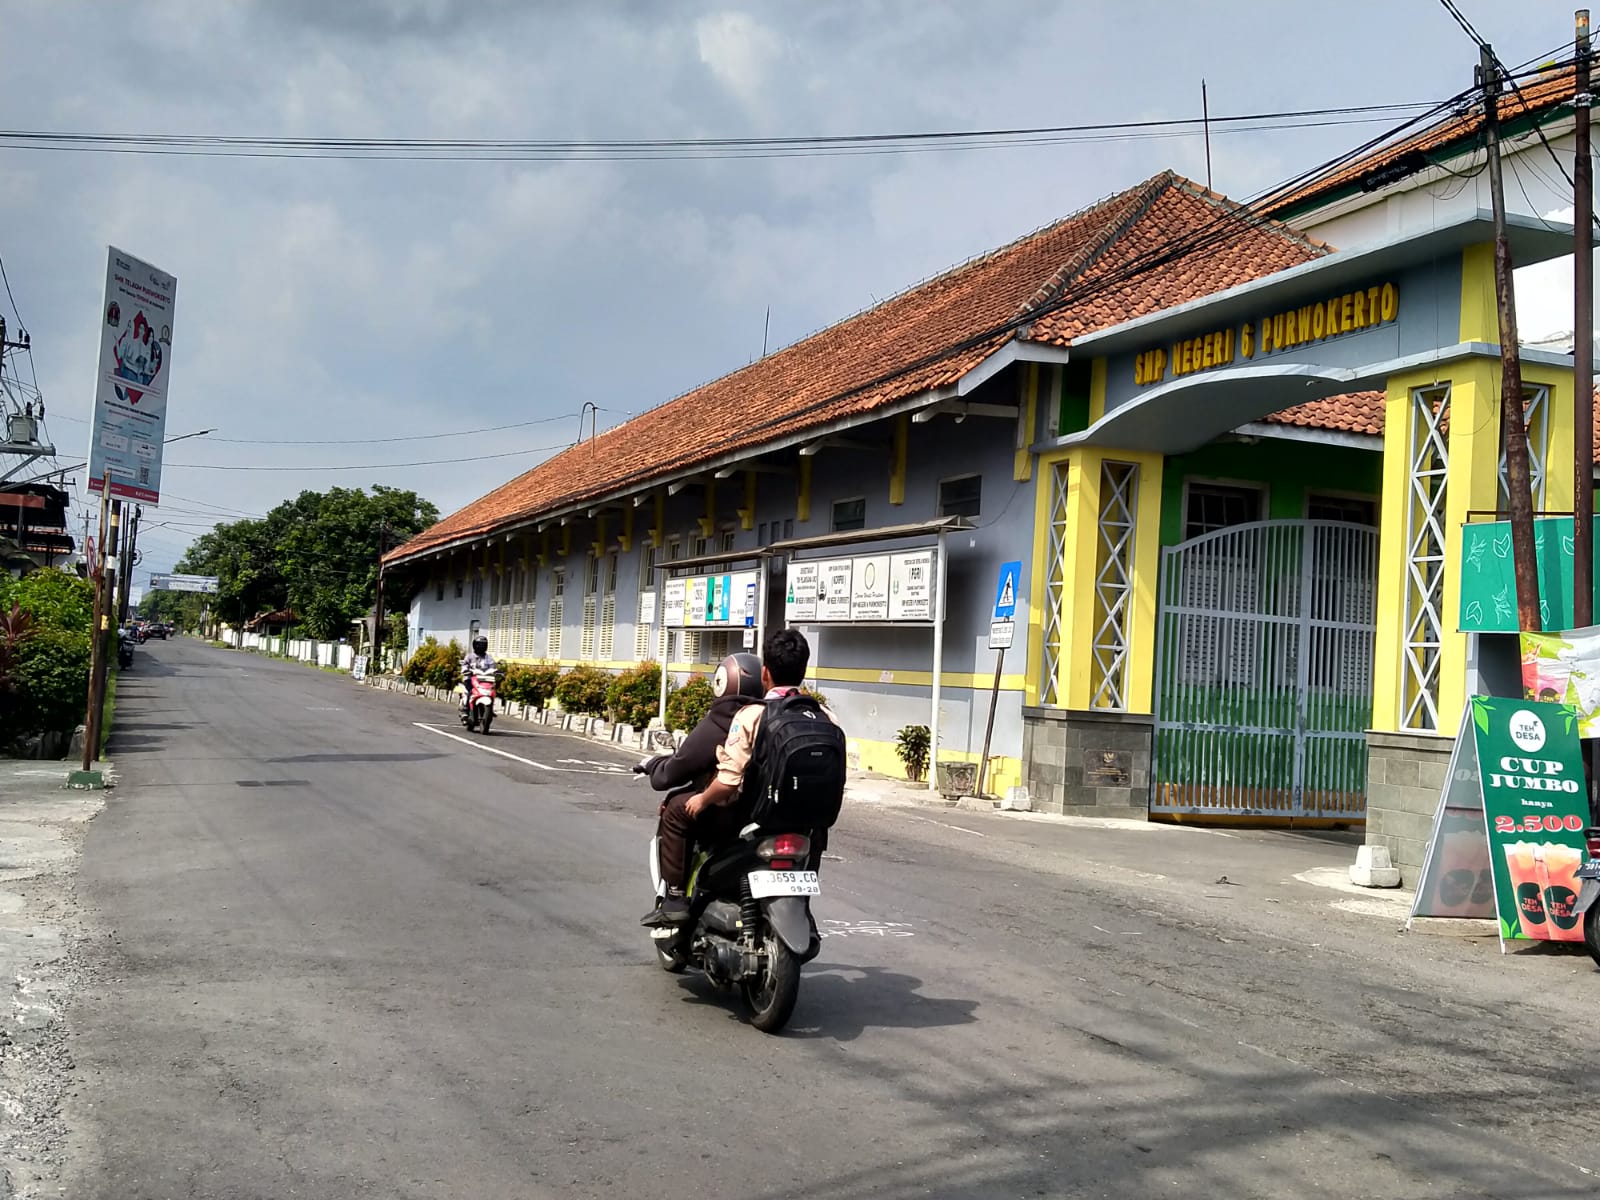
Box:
[637,652,764,793]
[460,634,497,714]
[642,628,836,928]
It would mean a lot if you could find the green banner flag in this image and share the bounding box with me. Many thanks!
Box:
[1411,697,1590,946]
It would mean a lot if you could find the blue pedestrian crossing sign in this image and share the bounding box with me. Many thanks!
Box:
[993,561,1021,620]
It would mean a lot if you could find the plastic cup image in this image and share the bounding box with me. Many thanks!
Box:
[1502,842,1548,932]
[1539,842,1584,939]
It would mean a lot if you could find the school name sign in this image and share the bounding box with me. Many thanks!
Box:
[1132,280,1399,388]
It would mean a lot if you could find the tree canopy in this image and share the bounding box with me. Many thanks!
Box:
[174,485,437,640]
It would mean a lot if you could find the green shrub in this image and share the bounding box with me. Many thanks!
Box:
[665,673,714,732]
[0,573,96,743]
[402,637,444,685]
[555,663,611,715]
[526,660,561,709]
[895,724,931,782]
[431,639,464,690]
[606,661,662,727]
[801,684,828,707]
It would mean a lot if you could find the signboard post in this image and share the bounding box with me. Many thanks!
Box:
[1410,696,1591,948]
[88,247,177,506]
[977,564,1023,798]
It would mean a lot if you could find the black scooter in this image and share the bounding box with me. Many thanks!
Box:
[117,630,135,669]
[1575,826,1600,967]
[638,764,822,1034]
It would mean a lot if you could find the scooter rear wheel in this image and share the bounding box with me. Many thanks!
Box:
[742,934,801,1033]
[1585,905,1600,968]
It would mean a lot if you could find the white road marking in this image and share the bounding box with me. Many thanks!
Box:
[904,814,987,838]
[413,723,642,775]
[412,723,554,769]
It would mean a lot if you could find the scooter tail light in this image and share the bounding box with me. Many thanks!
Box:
[1586,828,1600,858]
[768,859,794,870]
[756,833,811,862]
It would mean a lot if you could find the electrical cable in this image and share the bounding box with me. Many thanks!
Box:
[166,440,570,471]
[0,101,1442,160]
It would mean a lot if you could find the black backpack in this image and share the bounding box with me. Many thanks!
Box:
[742,691,847,830]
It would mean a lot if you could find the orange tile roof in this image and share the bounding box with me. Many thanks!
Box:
[1266,62,1577,219]
[388,172,1333,564]
[1266,392,1384,436]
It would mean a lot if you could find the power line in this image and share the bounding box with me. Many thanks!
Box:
[0,102,1445,163]
[205,409,590,445]
[0,253,24,328]
[1437,0,1488,48]
[167,441,569,471]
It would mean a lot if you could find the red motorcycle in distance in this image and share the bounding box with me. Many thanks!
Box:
[460,668,499,735]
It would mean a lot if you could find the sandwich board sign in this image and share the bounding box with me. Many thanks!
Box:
[1409,696,1591,950]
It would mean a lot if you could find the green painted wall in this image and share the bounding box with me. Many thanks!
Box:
[1158,437,1383,547]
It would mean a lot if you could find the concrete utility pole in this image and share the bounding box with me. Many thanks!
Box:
[372,519,390,670]
[1480,44,1543,631]
[1576,10,1595,630]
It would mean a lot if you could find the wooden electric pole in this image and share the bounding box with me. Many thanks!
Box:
[1481,44,1543,631]
[1576,10,1595,629]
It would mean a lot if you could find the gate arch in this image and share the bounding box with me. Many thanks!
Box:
[1150,519,1379,819]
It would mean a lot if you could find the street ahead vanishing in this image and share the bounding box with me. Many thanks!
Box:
[61,639,1600,1199]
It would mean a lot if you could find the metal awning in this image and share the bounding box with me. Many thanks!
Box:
[765,516,973,556]
[652,549,765,574]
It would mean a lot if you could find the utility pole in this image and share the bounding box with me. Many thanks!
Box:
[117,504,140,625]
[372,519,389,671]
[1576,10,1595,631]
[81,477,113,771]
[1481,44,1543,630]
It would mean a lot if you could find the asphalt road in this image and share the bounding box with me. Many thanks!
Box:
[61,637,1600,1199]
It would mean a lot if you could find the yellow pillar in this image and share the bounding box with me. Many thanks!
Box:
[1026,442,1163,713]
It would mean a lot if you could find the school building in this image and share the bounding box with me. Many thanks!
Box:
[384,64,1590,875]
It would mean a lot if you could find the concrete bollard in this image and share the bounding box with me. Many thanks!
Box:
[1349,844,1401,888]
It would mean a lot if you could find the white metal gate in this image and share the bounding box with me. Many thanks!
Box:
[1150,520,1378,819]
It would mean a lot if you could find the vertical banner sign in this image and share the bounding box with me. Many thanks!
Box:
[1411,697,1590,947]
[89,247,177,504]
[817,559,853,621]
[850,555,890,620]
[662,579,687,626]
[888,550,933,621]
[786,562,819,621]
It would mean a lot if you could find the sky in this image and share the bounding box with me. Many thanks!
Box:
[0,0,1588,584]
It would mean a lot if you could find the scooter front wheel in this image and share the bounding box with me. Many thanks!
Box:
[480,708,493,735]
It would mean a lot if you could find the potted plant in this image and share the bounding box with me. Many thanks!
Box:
[894,724,930,783]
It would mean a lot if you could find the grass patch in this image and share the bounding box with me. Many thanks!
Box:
[99,668,119,756]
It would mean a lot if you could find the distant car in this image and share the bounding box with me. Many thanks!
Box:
[148,622,168,639]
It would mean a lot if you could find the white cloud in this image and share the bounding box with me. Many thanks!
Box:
[695,11,783,111]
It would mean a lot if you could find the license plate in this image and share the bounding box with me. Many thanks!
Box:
[1578,860,1600,881]
[748,870,820,898]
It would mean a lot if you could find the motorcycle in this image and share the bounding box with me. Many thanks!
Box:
[117,631,135,670]
[638,762,823,1034]
[459,668,498,734]
[1575,825,1600,967]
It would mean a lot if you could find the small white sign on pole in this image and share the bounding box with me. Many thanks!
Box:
[639,590,658,627]
[988,619,1015,650]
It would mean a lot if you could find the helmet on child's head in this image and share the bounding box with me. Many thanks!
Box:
[472,635,488,655]
[713,652,763,701]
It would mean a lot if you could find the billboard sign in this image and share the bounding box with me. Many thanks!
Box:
[88,247,177,505]
[149,573,218,594]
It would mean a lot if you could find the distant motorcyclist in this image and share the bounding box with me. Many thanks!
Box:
[460,635,496,712]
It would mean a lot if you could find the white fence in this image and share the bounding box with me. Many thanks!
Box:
[218,627,360,672]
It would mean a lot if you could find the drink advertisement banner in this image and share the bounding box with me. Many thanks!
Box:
[1411,697,1590,946]
[88,247,177,505]
[850,555,890,621]
[1519,626,1600,736]
[786,562,819,621]
[662,579,686,626]
[889,550,934,622]
[817,559,853,622]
